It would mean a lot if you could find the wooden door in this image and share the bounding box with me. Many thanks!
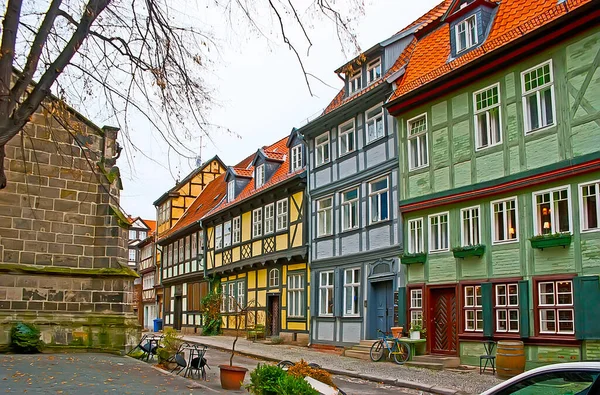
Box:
[173,296,182,330]
[373,281,393,337]
[268,295,280,336]
[430,288,457,355]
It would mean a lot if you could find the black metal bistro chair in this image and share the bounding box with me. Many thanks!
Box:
[170,342,191,375]
[187,344,209,380]
[480,340,496,375]
[129,334,162,362]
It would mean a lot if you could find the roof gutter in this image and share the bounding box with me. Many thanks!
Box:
[385,2,598,116]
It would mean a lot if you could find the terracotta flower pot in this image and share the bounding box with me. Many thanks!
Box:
[219,364,248,390]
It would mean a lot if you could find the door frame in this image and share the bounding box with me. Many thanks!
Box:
[267,293,280,336]
[426,283,459,356]
[368,277,395,339]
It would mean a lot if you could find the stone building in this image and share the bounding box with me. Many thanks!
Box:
[0,96,138,351]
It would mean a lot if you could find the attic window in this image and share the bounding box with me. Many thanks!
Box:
[456,15,477,53]
[256,164,265,188]
[367,59,381,84]
[348,71,362,95]
[227,180,235,202]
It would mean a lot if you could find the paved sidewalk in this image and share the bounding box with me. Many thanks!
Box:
[174,333,504,395]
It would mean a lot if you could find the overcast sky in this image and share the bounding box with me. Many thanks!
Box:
[119,0,440,220]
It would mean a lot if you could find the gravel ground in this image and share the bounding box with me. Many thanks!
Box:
[177,333,504,395]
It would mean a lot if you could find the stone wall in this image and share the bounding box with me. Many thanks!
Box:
[0,99,138,351]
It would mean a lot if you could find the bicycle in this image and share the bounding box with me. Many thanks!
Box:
[369,329,411,365]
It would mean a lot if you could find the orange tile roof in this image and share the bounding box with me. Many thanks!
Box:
[159,135,302,241]
[398,0,452,35]
[144,219,157,235]
[389,0,592,102]
[263,150,286,162]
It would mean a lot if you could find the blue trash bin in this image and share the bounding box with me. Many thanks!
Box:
[153,318,163,332]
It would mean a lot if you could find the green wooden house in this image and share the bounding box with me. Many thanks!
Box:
[385,0,600,367]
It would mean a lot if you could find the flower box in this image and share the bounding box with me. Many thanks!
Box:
[530,233,572,250]
[401,253,427,265]
[452,245,486,259]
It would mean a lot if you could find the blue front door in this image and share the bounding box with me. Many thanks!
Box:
[373,280,393,338]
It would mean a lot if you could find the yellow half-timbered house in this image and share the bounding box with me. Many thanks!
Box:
[203,130,309,344]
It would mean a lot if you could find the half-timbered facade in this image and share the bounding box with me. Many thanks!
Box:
[138,233,157,329]
[203,132,309,344]
[294,7,456,346]
[386,0,600,367]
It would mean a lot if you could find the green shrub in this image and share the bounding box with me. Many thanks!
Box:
[200,293,222,336]
[270,336,284,345]
[246,364,286,395]
[275,374,319,395]
[10,322,44,353]
[157,328,182,365]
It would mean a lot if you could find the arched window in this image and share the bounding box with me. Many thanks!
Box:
[269,269,280,287]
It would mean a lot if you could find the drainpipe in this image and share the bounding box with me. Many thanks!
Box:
[156,244,163,320]
[297,131,313,347]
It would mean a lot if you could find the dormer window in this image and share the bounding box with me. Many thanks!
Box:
[456,15,477,53]
[227,180,235,202]
[348,71,362,95]
[367,59,381,84]
[290,145,302,172]
[256,164,265,188]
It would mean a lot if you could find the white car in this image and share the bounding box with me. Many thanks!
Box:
[480,362,600,395]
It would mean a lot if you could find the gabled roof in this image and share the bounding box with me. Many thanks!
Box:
[388,0,592,104]
[152,155,226,206]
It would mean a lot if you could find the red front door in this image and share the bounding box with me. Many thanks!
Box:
[430,288,458,355]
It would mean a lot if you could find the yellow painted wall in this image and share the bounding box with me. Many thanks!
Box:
[241,212,251,241]
[247,271,256,289]
[288,322,305,331]
[281,310,287,328]
[207,227,214,249]
[252,240,262,256]
[215,253,222,267]
[276,234,287,251]
[292,224,303,247]
[257,290,266,307]
[287,263,306,271]
[232,247,240,262]
[290,192,302,221]
[257,269,267,288]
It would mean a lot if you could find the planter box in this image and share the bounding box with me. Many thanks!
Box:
[401,253,427,265]
[530,234,572,250]
[453,245,486,259]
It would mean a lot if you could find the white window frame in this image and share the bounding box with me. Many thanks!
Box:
[521,60,556,134]
[215,224,223,250]
[338,119,356,157]
[317,196,333,237]
[237,281,245,310]
[473,83,502,150]
[410,288,423,328]
[407,218,424,254]
[287,273,304,318]
[580,180,600,233]
[428,212,450,253]
[464,285,483,332]
[367,58,382,84]
[220,284,227,312]
[365,104,385,144]
[455,14,478,53]
[252,208,262,238]
[491,197,519,245]
[315,132,330,167]
[460,206,481,247]
[264,203,275,234]
[341,186,359,231]
[495,283,519,333]
[128,249,136,262]
[276,198,288,231]
[343,268,361,317]
[232,216,241,244]
[369,176,390,224]
[291,145,303,172]
[227,180,235,202]
[348,71,362,95]
[407,113,429,170]
[255,164,265,188]
[532,185,572,236]
[269,268,280,288]
[538,280,574,335]
[223,221,232,248]
[319,271,334,316]
[228,282,235,312]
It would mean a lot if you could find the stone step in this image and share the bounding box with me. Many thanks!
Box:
[411,355,461,368]
[359,339,379,347]
[404,360,445,370]
[344,349,372,361]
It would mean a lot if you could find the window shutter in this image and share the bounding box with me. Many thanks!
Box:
[518,280,530,339]
[574,276,600,340]
[481,282,493,337]
[397,287,407,328]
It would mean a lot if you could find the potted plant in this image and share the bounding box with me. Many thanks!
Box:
[401,252,427,265]
[218,295,255,390]
[452,244,486,259]
[409,323,426,340]
[530,232,572,250]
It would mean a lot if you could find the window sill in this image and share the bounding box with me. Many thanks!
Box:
[428,249,451,255]
[524,123,556,136]
[491,239,520,247]
[474,141,503,155]
[338,150,358,160]
[408,165,429,174]
[314,161,331,170]
[458,332,485,340]
[286,317,306,322]
[527,335,579,346]
[367,218,392,228]
[315,233,334,240]
[365,135,386,148]
[340,227,361,235]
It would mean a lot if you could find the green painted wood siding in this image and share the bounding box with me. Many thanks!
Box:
[397,28,600,201]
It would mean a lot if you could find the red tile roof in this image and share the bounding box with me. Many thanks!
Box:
[144,220,157,235]
[398,0,452,35]
[159,135,302,241]
[263,150,286,162]
[389,0,592,102]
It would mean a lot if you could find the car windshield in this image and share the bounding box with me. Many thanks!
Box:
[496,370,600,395]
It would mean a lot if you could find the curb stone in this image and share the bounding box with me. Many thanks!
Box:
[183,337,465,395]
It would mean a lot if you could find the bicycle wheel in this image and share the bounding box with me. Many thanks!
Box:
[369,340,385,362]
[277,360,294,370]
[392,342,410,365]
